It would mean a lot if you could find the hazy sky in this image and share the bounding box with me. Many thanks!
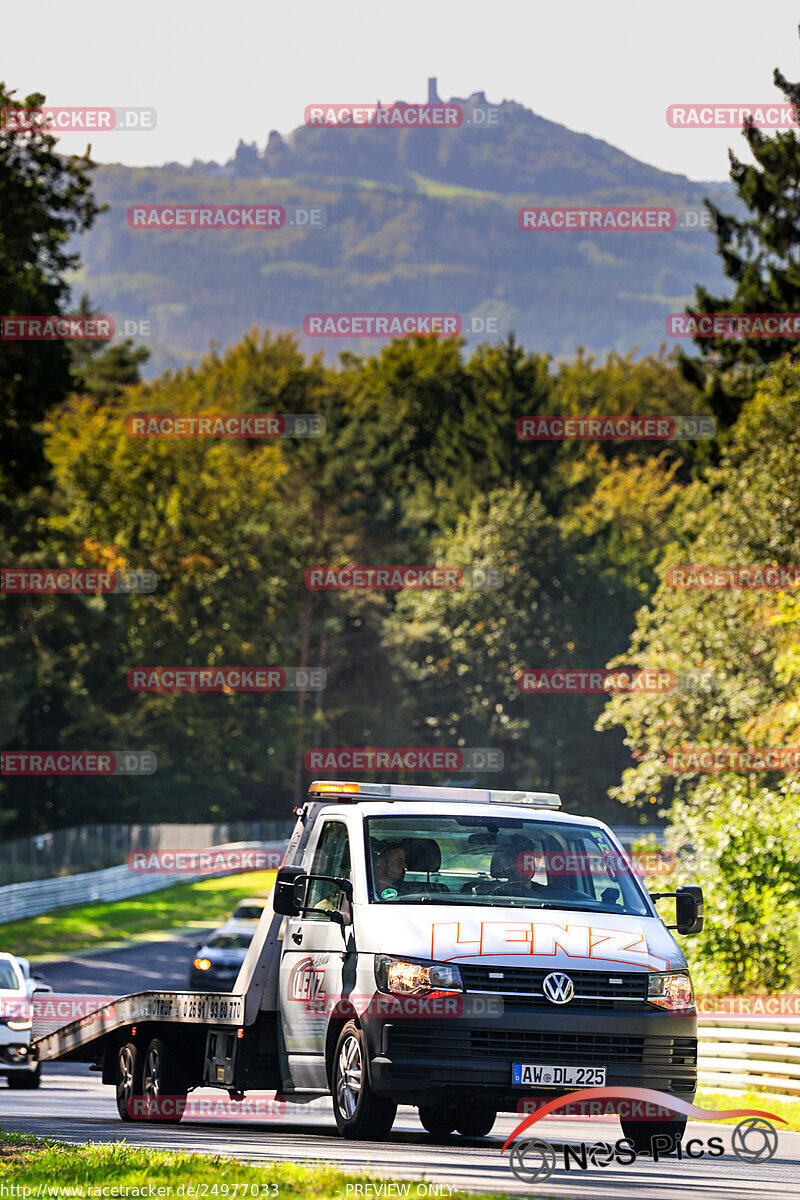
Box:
[6,0,800,179]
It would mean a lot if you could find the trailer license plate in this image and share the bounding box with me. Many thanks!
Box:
[512,1064,606,1087]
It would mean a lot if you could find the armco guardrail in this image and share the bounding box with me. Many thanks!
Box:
[0,821,295,885]
[0,841,288,925]
[697,1016,800,1096]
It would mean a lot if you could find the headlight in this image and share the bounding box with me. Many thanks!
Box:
[375,955,463,996]
[647,971,695,1011]
[193,958,212,971]
[7,1020,32,1031]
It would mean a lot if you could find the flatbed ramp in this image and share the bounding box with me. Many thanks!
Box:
[33,991,244,1061]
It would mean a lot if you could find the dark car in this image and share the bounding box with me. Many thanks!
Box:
[188,923,254,991]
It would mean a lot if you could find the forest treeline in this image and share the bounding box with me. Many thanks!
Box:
[2,74,800,990]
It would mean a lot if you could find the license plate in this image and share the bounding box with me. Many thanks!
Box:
[512,1063,606,1087]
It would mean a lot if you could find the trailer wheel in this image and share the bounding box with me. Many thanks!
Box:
[331,1020,396,1140]
[116,1043,142,1121]
[141,1037,187,1123]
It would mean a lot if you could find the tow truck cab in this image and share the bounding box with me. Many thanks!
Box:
[33,781,703,1146]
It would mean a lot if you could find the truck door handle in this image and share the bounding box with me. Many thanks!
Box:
[292,929,303,945]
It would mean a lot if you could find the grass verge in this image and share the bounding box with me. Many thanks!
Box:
[0,1130,520,1198]
[0,871,276,959]
[695,1088,800,1131]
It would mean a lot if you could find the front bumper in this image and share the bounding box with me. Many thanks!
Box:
[0,1042,37,1073]
[362,1008,697,1111]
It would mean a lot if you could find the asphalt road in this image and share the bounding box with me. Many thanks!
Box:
[35,928,205,994]
[2,939,795,1199]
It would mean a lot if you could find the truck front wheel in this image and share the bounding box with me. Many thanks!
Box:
[418,1101,456,1137]
[454,1106,496,1138]
[620,1117,687,1154]
[331,1021,396,1140]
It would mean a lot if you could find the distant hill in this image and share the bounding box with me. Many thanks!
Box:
[74,80,736,376]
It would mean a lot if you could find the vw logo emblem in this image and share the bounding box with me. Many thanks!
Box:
[542,971,574,1004]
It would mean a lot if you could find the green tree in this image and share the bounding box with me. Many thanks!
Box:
[600,356,800,987]
[0,85,102,497]
[69,295,150,401]
[681,37,800,427]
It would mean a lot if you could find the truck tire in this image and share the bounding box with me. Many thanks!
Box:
[116,1043,142,1120]
[141,1037,187,1123]
[418,1101,456,1137]
[454,1106,496,1138]
[7,1065,41,1090]
[620,1117,687,1154]
[331,1021,396,1140]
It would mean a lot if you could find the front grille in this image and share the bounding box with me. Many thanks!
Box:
[387,1025,697,1067]
[459,965,649,1010]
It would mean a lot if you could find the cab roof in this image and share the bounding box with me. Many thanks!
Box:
[317,800,607,830]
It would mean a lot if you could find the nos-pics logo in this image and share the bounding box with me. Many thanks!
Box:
[503,1087,783,1183]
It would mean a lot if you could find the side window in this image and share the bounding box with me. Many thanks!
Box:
[305,821,351,917]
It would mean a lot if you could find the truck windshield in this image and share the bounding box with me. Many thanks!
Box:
[365,816,650,916]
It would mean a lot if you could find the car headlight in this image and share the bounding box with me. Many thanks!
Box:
[7,1020,32,1031]
[193,958,212,971]
[647,971,695,1011]
[375,955,463,996]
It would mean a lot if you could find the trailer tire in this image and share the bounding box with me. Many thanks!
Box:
[331,1021,396,1140]
[141,1037,187,1123]
[116,1043,142,1121]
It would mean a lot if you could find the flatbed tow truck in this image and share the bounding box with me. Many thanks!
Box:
[33,780,703,1147]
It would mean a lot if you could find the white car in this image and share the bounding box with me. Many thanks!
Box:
[0,951,50,1088]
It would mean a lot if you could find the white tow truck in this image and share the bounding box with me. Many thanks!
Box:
[33,781,703,1149]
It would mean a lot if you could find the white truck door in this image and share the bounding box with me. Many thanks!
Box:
[278,817,353,1091]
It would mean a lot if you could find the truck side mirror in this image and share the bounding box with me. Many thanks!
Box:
[652,883,704,935]
[675,885,704,935]
[273,864,305,916]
